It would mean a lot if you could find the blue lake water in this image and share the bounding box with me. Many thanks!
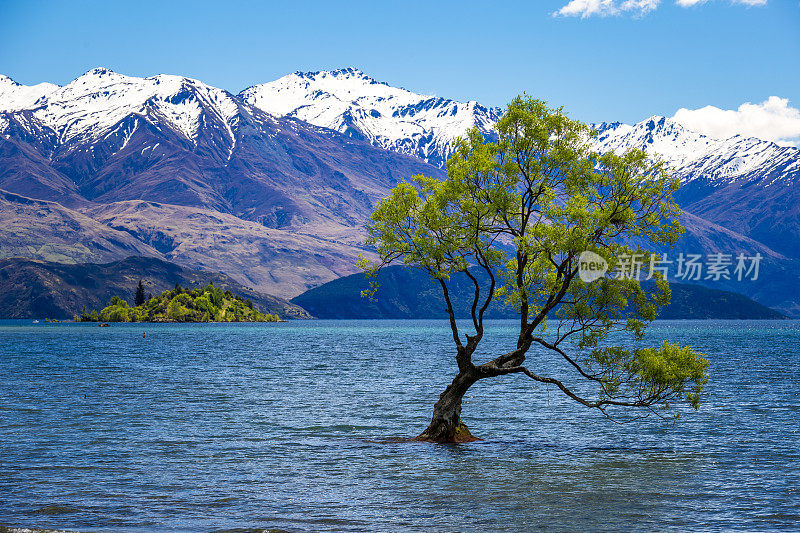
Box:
[1,319,799,532]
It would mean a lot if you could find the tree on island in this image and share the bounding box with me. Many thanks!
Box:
[134,279,146,307]
[362,96,709,443]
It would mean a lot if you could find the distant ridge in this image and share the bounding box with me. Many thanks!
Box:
[291,266,785,320]
[0,256,310,319]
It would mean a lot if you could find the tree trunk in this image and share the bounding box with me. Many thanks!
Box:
[416,371,480,443]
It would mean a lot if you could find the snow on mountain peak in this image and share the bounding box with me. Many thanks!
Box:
[240,68,502,167]
[239,68,796,180]
[592,114,798,184]
[80,66,121,78]
[12,68,241,144]
[295,67,376,82]
[2,67,796,186]
[0,74,59,113]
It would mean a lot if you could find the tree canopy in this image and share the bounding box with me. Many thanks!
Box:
[363,95,709,442]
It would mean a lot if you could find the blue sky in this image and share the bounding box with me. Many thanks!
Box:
[0,0,798,128]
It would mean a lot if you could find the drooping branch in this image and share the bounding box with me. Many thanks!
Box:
[530,337,604,383]
[491,365,672,412]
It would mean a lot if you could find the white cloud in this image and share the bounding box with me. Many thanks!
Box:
[672,97,800,147]
[554,0,660,18]
[677,0,767,6]
[621,0,662,13]
[555,0,766,17]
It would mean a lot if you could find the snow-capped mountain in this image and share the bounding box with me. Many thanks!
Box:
[240,68,799,188]
[241,70,800,258]
[0,68,445,296]
[591,116,800,259]
[240,68,502,168]
[1,68,240,151]
[592,116,799,187]
[0,67,441,214]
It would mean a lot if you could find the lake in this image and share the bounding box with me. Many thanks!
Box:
[1,319,798,532]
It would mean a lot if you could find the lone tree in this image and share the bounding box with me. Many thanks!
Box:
[363,96,709,443]
[134,279,146,307]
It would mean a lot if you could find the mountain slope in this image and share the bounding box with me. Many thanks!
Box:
[0,134,86,206]
[592,117,799,188]
[242,69,800,259]
[0,74,58,112]
[0,190,162,264]
[241,70,799,190]
[6,186,795,311]
[81,200,376,298]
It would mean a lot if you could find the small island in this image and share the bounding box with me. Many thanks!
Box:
[75,282,281,323]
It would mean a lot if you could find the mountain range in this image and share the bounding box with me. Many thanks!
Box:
[1,67,798,315]
[0,68,445,298]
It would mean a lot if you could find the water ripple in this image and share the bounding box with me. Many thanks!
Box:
[0,319,798,532]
